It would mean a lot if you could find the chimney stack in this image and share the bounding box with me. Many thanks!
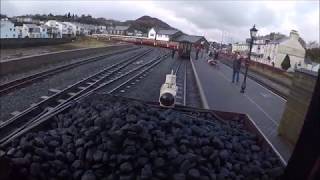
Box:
[290,30,299,40]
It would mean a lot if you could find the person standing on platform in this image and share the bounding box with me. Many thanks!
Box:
[232,52,241,83]
[214,50,219,60]
[195,46,200,60]
[171,48,175,59]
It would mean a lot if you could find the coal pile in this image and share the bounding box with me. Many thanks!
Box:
[2,94,284,180]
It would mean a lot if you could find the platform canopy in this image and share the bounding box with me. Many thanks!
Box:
[173,34,208,44]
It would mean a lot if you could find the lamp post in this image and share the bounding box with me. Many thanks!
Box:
[240,25,258,93]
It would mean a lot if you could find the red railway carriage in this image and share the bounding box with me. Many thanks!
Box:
[177,41,192,59]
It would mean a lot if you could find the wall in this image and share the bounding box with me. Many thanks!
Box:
[0,45,132,76]
[0,38,73,49]
[278,69,317,145]
[0,21,17,38]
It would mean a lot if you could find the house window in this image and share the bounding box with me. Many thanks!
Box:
[150,33,154,37]
[10,28,12,31]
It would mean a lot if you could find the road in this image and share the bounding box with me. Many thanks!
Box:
[191,57,292,163]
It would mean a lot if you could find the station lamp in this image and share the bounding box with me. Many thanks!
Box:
[240,25,258,93]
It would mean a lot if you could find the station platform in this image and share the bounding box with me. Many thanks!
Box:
[190,53,293,163]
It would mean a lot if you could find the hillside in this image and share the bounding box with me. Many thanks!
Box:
[127,15,173,33]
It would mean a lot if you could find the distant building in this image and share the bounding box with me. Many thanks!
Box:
[45,20,63,38]
[127,29,144,37]
[232,42,249,53]
[39,25,49,38]
[61,22,74,37]
[46,20,78,38]
[15,16,40,24]
[107,26,130,35]
[63,22,79,36]
[148,28,157,40]
[251,30,306,71]
[21,24,41,38]
[84,24,97,35]
[0,18,17,38]
[47,26,60,38]
[173,34,209,48]
[97,25,107,34]
[148,27,182,41]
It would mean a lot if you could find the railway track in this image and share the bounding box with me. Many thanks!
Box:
[0,49,170,146]
[0,46,140,96]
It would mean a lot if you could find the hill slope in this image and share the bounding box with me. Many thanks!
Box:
[127,15,174,33]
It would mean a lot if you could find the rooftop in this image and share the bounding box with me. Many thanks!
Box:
[173,34,205,43]
[157,29,180,35]
[108,26,130,31]
[24,24,39,28]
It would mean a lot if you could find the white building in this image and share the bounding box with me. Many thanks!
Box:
[61,22,74,37]
[148,28,157,40]
[0,18,17,38]
[45,20,76,38]
[45,20,63,38]
[232,42,249,53]
[251,30,306,71]
[148,27,182,41]
[21,24,41,38]
[107,26,129,35]
[97,25,107,34]
[39,25,49,38]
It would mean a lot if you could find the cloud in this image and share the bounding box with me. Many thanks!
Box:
[1,0,319,43]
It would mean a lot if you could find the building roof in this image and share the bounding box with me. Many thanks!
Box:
[24,24,39,28]
[269,37,289,44]
[114,26,130,31]
[157,29,180,35]
[40,24,50,28]
[173,34,205,43]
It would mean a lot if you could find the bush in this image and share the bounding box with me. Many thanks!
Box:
[281,54,291,70]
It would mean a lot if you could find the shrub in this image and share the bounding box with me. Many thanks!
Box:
[281,54,291,70]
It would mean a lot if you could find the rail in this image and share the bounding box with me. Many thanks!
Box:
[0,46,140,96]
[0,48,156,145]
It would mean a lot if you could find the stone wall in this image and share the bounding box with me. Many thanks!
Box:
[278,69,318,145]
[0,38,74,49]
[0,45,132,76]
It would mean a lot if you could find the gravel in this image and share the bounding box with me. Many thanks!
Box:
[0,47,153,122]
[2,93,284,180]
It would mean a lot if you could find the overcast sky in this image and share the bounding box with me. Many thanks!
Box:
[1,0,319,43]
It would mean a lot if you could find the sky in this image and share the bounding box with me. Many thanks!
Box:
[1,0,319,43]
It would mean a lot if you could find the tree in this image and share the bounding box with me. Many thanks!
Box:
[0,14,7,18]
[67,12,71,19]
[306,48,320,63]
[281,54,291,70]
